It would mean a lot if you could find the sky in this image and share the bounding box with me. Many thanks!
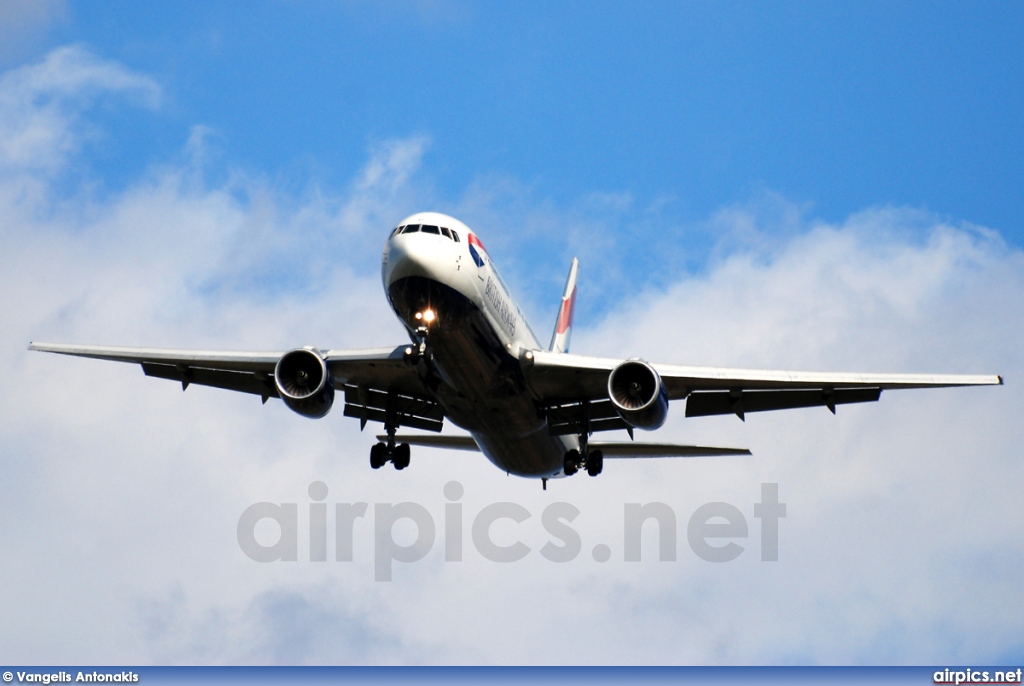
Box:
[1,0,1022,666]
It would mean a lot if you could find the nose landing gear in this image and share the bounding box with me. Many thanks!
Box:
[403,324,431,366]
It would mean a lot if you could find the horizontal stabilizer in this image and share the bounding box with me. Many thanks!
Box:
[377,435,750,458]
[376,434,479,451]
[591,442,751,458]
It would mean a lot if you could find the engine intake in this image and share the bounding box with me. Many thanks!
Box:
[274,348,335,418]
[607,360,669,430]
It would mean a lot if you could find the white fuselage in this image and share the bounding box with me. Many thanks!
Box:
[381,212,575,478]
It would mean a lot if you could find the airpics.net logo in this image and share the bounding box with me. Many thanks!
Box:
[237,482,787,581]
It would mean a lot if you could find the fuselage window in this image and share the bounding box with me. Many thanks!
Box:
[440,226,453,239]
[422,224,441,235]
[403,224,421,234]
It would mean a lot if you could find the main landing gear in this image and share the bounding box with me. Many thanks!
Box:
[564,408,603,477]
[563,448,603,477]
[382,323,432,471]
[370,441,411,470]
[371,390,411,471]
[560,399,604,477]
[370,322,434,473]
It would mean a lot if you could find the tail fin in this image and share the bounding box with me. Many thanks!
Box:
[549,257,579,353]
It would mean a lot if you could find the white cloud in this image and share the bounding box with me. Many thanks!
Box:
[1,47,1021,665]
[0,44,159,175]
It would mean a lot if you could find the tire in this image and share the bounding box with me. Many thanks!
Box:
[587,450,604,477]
[563,449,580,476]
[394,443,411,470]
[370,442,386,469]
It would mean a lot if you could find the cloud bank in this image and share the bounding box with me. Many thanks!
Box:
[2,47,1021,665]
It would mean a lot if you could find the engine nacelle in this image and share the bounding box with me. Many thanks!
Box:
[274,348,335,419]
[607,359,669,430]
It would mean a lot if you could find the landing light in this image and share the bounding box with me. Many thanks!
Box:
[414,309,437,324]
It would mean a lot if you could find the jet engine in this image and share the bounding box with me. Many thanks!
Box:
[274,348,335,418]
[607,359,669,430]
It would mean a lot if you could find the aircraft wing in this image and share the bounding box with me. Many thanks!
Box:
[382,433,751,458]
[525,349,1002,423]
[28,342,437,425]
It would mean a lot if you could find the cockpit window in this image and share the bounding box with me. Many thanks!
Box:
[396,223,460,241]
[391,226,402,237]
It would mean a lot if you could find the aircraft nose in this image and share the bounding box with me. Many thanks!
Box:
[384,234,420,285]
[384,231,452,287]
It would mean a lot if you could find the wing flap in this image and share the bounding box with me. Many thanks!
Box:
[343,384,444,433]
[685,387,881,419]
[347,407,441,432]
[142,362,279,399]
[545,399,630,436]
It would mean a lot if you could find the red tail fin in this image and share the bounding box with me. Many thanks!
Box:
[549,258,579,353]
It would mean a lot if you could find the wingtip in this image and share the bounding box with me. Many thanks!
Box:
[998,375,1004,386]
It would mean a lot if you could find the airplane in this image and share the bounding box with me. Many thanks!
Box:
[30,212,1003,488]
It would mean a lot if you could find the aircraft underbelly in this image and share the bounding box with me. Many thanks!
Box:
[388,275,568,478]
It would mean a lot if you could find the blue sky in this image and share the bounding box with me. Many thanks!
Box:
[9,0,1020,325]
[2,0,1023,667]
[19,2,1024,237]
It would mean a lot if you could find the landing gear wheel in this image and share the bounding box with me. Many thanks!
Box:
[563,449,580,476]
[393,443,411,470]
[587,450,604,477]
[370,442,386,469]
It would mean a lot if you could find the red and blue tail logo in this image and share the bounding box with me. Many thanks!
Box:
[556,286,576,337]
[468,233,487,268]
[549,257,579,353]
